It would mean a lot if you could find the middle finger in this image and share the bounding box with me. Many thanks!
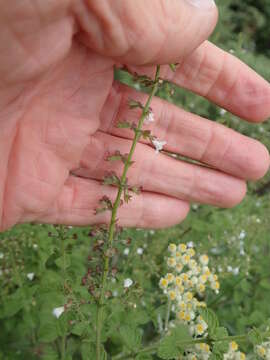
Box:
[75,131,247,208]
[100,85,270,181]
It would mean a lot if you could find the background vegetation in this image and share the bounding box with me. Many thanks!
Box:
[0,0,270,358]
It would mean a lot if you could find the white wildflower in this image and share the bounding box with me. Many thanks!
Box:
[152,139,167,153]
[239,230,246,240]
[0,253,4,259]
[220,108,227,116]
[52,306,65,319]
[27,273,35,281]
[137,248,144,255]
[124,278,133,288]
[123,248,130,256]
[145,110,155,124]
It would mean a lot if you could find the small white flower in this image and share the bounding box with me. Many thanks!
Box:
[124,278,133,288]
[33,244,38,249]
[145,110,155,124]
[220,108,227,116]
[187,241,194,248]
[113,290,118,297]
[123,248,130,256]
[239,230,246,240]
[52,306,65,319]
[137,248,144,255]
[152,139,167,153]
[0,252,4,259]
[27,273,35,281]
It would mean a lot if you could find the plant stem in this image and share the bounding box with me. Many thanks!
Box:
[61,336,66,360]
[95,65,161,360]
[164,298,171,333]
[59,226,67,359]
[112,331,270,360]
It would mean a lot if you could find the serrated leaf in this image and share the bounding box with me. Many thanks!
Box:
[39,323,58,343]
[157,325,192,359]
[81,341,96,360]
[212,327,229,340]
[120,325,142,350]
[55,255,71,270]
[0,288,25,318]
[199,308,219,336]
[248,328,263,345]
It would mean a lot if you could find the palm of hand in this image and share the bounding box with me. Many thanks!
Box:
[1,2,270,231]
[1,39,116,229]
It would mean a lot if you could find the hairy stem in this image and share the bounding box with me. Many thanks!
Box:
[112,331,270,360]
[164,298,171,333]
[95,65,161,360]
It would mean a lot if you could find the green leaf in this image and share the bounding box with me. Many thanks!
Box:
[211,327,229,340]
[117,121,132,129]
[128,99,144,109]
[81,341,96,360]
[248,328,263,345]
[0,288,25,318]
[120,325,142,351]
[41,345,59,360]
[169,63,178,72]
[136,354,153,360]
[199,308,219,336]
[39,323,58,343]
[209,353,223,360]
[55,255,71,270]
[81,341,107,360]
[71,321,89,337]
[157,325,192,359]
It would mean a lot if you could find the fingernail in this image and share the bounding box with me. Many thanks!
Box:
[185,0,216,9]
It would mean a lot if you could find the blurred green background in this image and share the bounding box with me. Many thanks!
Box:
[0,0,270,359]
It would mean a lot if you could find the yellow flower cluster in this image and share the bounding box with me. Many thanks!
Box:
[223,342,246,360]
[159,243,220,336]
[255,340,270,359]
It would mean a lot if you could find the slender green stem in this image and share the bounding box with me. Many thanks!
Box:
[96,66,161,360]
[164,298,171,333]
[112,331,270,360]
[59,226,67,359]
[61,336,66,360]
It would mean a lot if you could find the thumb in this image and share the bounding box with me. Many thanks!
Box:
[72,0,218,65]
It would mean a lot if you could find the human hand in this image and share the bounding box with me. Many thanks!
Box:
[0,0,269,231]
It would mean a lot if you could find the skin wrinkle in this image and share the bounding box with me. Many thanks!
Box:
[203,51,231,99]
[133,1,170,65]
[214,130,233,171]
[83,0,128,55]
[198,121,216,164]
